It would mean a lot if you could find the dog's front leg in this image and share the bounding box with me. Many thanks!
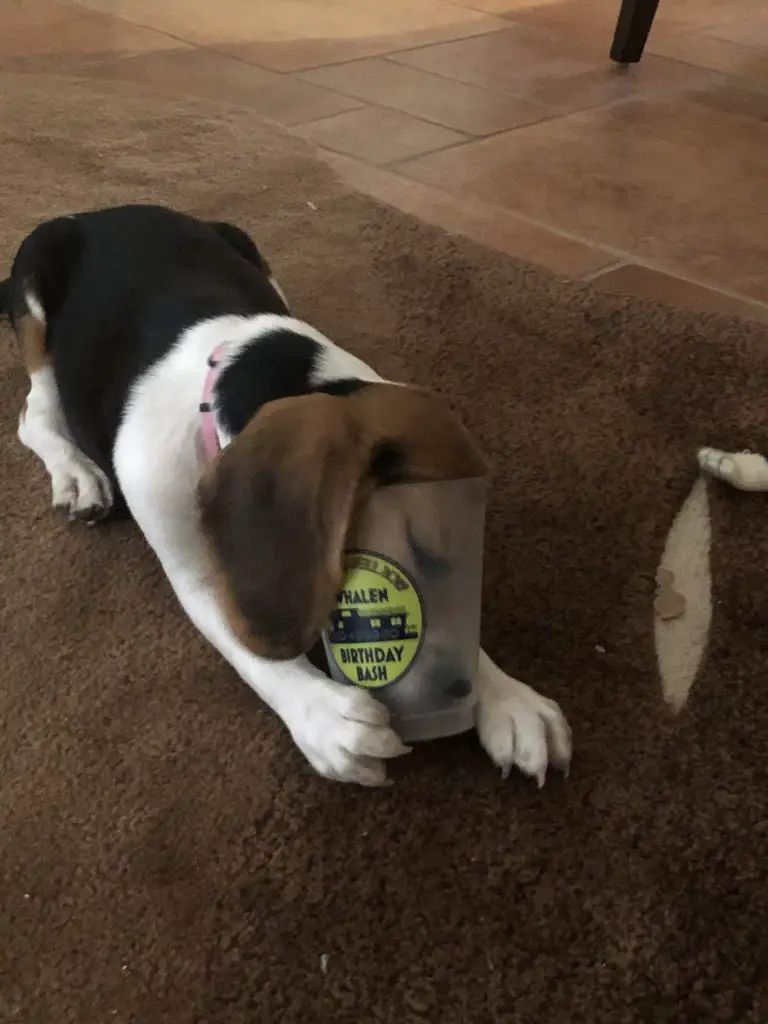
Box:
[163,565,411,785]
[114,419,408,786]
[474,650,572,786]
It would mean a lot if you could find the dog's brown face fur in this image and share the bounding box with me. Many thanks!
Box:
[197,383,487,660]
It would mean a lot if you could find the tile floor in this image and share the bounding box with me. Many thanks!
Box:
[3,0,767,321]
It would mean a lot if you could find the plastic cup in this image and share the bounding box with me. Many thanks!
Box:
[322,477,486,742]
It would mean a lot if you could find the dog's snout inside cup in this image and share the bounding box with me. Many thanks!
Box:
[322,477,487,742]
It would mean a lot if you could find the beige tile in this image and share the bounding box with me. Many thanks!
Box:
[504,0,689,40]
[300,57,549,135]
[70,0,508,69]
[591,264,768,324]
[501,0,629,32]
[689,80,768,122]
[649,32,768,83]
[443,0,565,11]
[0,0,182,71]
[82,48,363,126]
[389,26,710,113]
[651,0,761,31]
[398,91,768,302]
[325,152,613,275]
[451,0,753,40]
[293,106,468,165]
[704,15,768,48]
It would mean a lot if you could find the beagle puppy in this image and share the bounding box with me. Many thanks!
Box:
[1,203,571,787]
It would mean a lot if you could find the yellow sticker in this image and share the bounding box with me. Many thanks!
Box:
[326,550,424,689]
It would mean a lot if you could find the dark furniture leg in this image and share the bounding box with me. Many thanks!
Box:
[610,0,661,65]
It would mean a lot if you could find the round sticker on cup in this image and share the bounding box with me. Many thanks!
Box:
[326,550,424,689]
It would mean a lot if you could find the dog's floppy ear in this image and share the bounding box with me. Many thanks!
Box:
[198,391,373,660]
[198,384,486,660]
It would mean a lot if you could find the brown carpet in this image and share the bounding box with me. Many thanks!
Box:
[2,72,768,1024]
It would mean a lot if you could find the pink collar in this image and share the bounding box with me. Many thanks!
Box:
[199,343,228,460]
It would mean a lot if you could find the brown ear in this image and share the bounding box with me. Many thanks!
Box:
[198,391,375,659]
[198,384,486,660]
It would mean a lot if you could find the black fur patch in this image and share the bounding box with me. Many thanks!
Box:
[316,378,370,398]
[216,330,320,437]
[216,330,371,438]
[4,204,288,505]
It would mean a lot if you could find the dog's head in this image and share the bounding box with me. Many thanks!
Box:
[197,383,486,660]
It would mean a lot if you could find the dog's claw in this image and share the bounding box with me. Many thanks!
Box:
[476,666,572,786]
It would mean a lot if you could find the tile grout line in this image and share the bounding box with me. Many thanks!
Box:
[581,260,627,282]
[289,97,553,136]
[284,102,370,130]
[292,130,474,169]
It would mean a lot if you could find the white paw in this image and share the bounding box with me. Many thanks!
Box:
[476,675,571,786]
[697,447,768,492]
[50,453,113,523]
[285,681,410,787]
